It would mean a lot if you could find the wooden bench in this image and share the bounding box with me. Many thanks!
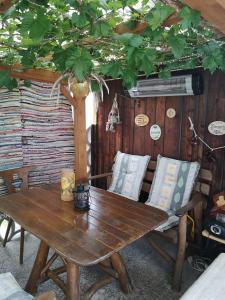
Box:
[90,160,213,290]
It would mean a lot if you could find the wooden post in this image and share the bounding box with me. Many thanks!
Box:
[173,213,187,291]
[66,262,80,300]
[73,97,88,182]
[111,252,133,294]
[25,240,49,294]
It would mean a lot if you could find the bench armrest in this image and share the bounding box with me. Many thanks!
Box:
[175,192,205,217]
[88,172,113,180]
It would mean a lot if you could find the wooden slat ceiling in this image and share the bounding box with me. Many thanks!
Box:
[183,0,225,35]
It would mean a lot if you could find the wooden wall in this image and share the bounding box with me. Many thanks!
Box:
[91,70,225,195]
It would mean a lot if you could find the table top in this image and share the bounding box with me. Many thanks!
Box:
[0,185,168,266]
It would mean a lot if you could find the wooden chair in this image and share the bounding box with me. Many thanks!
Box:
[0,167,32,264]
[90,160,213,291]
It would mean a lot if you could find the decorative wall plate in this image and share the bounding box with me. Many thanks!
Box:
[135,114,149,127]
[166,108,176,118]
[208,121,225,136]
[150,124,161,140]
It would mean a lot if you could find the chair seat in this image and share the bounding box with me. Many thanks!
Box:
[0,273,33,300]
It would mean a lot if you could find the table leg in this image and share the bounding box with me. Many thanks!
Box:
[111,252,133,294]
[25,240,49,294]
[66,261,80,300]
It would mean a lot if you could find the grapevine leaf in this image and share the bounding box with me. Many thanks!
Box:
[147,3,175,30]
[65,48,93,81]
[0,70,18,90]
[168,34,187,58]
[29,13,50,41]
[179,6,200,29]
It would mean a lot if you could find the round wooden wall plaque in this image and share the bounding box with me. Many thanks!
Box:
[208,121,225,136]
[166,108,176,118]
[135,114,149,127]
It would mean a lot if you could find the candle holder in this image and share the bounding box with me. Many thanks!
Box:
[73,184,90,211]
[60,169,75,201]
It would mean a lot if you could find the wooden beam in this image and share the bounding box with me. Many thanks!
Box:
[114,12,180,35]
[0,65,60,83]
[183,0,225,35]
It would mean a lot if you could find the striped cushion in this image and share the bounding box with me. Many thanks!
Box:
[146,155,200,230]
[108,151,150,201]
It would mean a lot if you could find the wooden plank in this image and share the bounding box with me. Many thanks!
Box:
[180,96,195,161]
[122,96,135,154]
[164,96,182,158]
[133,99,146,155]
[153,97,166,159]
[144,97,156,158]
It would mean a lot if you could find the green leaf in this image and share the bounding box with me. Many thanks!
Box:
[139,49,156,76]
[158,68,171,79]
[122,68,137,89]
[147,3,175,30]
[0,70,18,90]
[90,80,100,92]
[129,35,143,47]
[21,51,36,68]
[71,12,88,28]
[29,13,50,41]
[24,80,32,87]
[100,62,122,79]
[168,34,187,58]
[179,6,200,29]
[93,22,111,37]
[65,47,93,81]
[199,42,225,73]
[20,12,34,35]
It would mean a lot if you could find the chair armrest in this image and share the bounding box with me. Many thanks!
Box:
[175,192,205,217]
[88,172,113,180]
[34,291,56,300]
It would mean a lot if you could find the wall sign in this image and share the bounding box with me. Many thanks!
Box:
[166,108,176,119]
[150,124,161,140]
[135,114,149,127]
[208,121,225,136]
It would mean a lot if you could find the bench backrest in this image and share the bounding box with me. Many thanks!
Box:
[142,161,213,196]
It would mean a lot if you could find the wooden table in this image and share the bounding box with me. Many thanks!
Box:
[0,185,167,300]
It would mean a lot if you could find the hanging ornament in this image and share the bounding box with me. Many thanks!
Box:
[106,93,121,132]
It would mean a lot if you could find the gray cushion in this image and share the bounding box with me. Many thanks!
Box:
[0,273,33,300]
[108,151,150,200]
[146,155,200,231]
